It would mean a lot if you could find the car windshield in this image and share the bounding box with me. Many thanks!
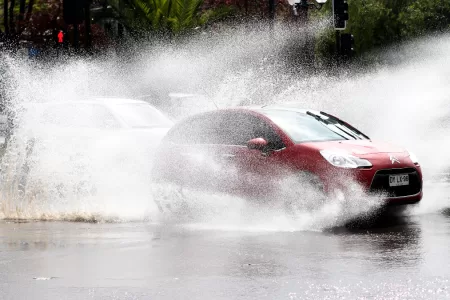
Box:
[111,103,173,128]
[260,109,367,143]
[32,103,120,129]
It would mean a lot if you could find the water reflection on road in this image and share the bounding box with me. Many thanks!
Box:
[0,204,449,299]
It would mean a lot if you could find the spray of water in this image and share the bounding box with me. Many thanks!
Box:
[0,23,448,229]
[271,35,450,215]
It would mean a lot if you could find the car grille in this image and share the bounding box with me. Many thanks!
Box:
[369,168,422,198]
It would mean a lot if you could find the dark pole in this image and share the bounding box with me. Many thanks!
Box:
[118,23,124,38]
[268,0,275,33]
[84,0,91,50]
[268,0,275,20]
[294,1,312,69]
[9,0,16,34]
[335,30,341,67]
[18,0,26,33]
[4,0,9,35]
[73,24,79,49]
[25,0,35,22]
[298,0,308,27]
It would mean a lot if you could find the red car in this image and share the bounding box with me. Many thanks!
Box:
[152,107,422,207]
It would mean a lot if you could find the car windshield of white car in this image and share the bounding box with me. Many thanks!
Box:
[112,103,173,128]
[261,109,354,143]
[37,103,120,129]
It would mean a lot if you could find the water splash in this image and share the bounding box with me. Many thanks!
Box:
[151,172,385,232]
[0,25,448,228]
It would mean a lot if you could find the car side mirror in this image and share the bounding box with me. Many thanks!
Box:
[247,138,268,151]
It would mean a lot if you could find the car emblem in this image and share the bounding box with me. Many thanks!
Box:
[389,155,400,164]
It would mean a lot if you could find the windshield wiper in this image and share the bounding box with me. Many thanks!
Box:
[319,111,370,140]
[306,111,366,140]
[306,111,321,120]
[306,111,352,140]
[333,123,362,140]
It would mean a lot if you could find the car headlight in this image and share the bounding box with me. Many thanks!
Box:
[408,151,419,165]
[320,149,372,169]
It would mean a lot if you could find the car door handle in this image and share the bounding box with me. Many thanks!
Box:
[221,154,236,159]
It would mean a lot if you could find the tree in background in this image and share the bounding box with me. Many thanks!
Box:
[1,0,58,48]
[0,0,111,53]
[119,0,236,38]
[1,0,43,35]
[314,0,450,63]
[398,0,450,38]
[2,0,450,60]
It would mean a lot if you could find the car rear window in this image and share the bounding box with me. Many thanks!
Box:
[111,103,173,128]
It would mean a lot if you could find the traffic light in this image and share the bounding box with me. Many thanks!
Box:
[340,33,355,58]
[333,0,349,30]
[63,0,86,24]
[57,30,64,44]
[54,29,66,47]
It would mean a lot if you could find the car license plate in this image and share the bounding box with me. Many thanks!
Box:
[389,174,409,187]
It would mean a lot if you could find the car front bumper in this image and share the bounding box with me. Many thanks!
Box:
[319,165,423,206]
[383,190,423,206]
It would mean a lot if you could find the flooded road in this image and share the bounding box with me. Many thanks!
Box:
[0,32,449,300]
[1,185,449,300]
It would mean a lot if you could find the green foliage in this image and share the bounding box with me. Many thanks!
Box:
[314,0,450,60]
[128,0,235,35]
[398,0,450,37]
[347,0,396,53]
[0,0,57,32]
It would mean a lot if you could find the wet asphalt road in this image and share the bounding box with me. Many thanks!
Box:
[0,185,450,300]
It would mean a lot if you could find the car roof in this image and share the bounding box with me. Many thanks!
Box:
[207,105,322,116]
[255,105,320,115]
[91,97,151,105]
[19,97,152,108]
[173,105,324,124]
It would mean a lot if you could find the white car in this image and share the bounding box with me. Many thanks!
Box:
[1,97,174,201]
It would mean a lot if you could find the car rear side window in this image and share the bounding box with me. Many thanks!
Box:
[164,113,217,144]
[165,111,284,150]
[215,112,284,149]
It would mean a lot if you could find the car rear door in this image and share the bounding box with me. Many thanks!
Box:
[206,111,287,198]
[156,112,233,192]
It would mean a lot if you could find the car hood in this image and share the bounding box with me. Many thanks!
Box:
[16,126,172,156]
[304,140,407,156]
